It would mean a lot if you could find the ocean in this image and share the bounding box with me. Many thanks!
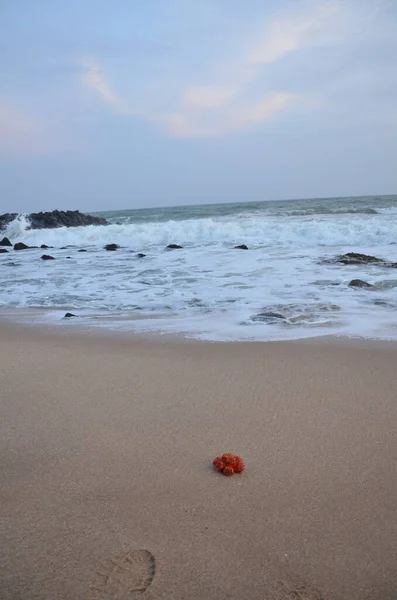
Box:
[2,194,397,341]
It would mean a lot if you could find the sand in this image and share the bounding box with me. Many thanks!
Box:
[0,323,396,600]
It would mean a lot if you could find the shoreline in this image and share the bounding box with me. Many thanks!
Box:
[1,322,397,599]
[1,306,397,350]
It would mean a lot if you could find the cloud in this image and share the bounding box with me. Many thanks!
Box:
[247,3,337,65]
[78,1,368,138]
[164,93,295,138]
[81,56,122,107]
[0,102,44,156]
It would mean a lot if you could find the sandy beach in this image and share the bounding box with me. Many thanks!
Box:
[1,324,396,600]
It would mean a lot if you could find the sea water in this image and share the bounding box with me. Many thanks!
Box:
[1,195,397,341]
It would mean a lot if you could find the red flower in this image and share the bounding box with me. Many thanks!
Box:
[212,453,245,476]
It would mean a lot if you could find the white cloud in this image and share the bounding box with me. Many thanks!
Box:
[81,56,122,107]
[164,93,296,137]
[78,1,368,138]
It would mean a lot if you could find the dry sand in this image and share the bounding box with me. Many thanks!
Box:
[0,323,396,600]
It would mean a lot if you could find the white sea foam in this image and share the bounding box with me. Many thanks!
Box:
[1,198,397,341]
[5,213,397,249]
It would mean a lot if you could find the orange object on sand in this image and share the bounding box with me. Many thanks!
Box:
[213,453,244,476]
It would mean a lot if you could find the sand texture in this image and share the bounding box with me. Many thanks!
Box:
[1,324,396,599]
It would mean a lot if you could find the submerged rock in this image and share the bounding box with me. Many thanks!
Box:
[234,244,249,250]
[14,242,30,250]
[104,243,119,251]
[40,244,53,249]
[63,312,77,318]
[0,248,9,253]
[41,254,55,260]
[337,253,383,265]
[166,244,183,250]
[137,253,146,258]
[78,249,87,252]
[251,311,286,323]
[348,279,373,288]
[0,237,12,247]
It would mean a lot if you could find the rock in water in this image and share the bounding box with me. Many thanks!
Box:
[41,254,55,260]
[166,244,183,250]
[0,237,12,247]
[63,312,77,318]
[251,311,286,323]
[40,244,52,249]
[137,253,146,258]
[348,279,373,288]
[78,249,87,252]
[234,244,249,250]
[104,243,119,251]
[338,253,383,265]
[0,210,108,231]
[0,248,9,253]
[0,214,17,232]
[14,242,30,250]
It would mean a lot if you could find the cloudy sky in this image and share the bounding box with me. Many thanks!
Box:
[1,0,396,212]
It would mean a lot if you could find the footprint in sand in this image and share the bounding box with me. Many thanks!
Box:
[267,579,325,600]
[87,549,155,599]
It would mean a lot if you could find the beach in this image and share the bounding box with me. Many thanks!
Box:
[1,324,396,599]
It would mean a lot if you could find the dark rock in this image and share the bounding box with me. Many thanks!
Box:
[14,242,30,251]
[66,256,72,259]
[1,210,108,231]
[40,244,53,249]
[234,244,249,250]
[137,253,146,258]
[0,248,9,253]
[337,253,383,265]
[63,312,77,318]
[104,243,119,251]
[41,254,55,260]
[0,237,12,247]
[348,279,373,288]
[0,214,17,232]
[78,249,87,252]
[166,244,183,250]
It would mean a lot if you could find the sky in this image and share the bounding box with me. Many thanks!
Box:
[0,0,396,213]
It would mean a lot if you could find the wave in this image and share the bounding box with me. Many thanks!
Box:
[4,211,397,249]
[281,207,379,216]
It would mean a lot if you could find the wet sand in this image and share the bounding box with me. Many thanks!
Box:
[1,323,396,599]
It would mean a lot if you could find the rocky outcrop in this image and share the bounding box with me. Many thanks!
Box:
[0,210,108,231]
[41,254,55,260]
[104,243,119,251]
[0,214,17,231]
[234,244,248,250]
[40,244,52,249]
[0,248,9,253]
[166,244,183,250]
[0,237,12,246]
[348,279,373,288]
